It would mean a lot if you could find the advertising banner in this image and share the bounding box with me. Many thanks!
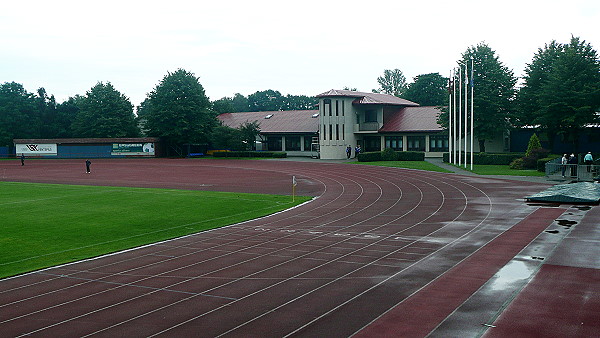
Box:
[111,143,155,156]
[16,144,57,155]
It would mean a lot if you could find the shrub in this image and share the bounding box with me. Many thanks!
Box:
[509,158,524,169]
[397,151,425,161]
[212,151,286,158]
[525,133,542,158]
[357,152,382,162]
[381,148,399,161]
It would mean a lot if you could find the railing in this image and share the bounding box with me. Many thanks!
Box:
[358,122,380,131]
[546,160,598,182]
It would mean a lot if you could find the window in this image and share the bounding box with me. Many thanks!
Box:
[267,136,282,151]
[304,135,314,151]
[335,100,339,116]
[341,100,345,116]
[329,125,333,140]
[365,110,377,123]
[385,136,403,151]
[323,99,332,116]
[285,136,301,151]
[429,135,448,152]
[336,124,339,140]
[407,136,426,151]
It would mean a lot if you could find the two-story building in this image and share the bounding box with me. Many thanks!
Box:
[218,89,459,160]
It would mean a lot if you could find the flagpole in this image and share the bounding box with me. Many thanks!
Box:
[464,62,468,168]
[458,64,462,167]
[470,57,474,170]
[448,69,453,164]
[453,68,457,165]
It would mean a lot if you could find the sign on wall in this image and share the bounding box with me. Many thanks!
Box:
[111,143,155,156]
[16,144,57,155]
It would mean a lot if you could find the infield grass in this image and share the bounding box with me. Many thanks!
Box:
[353,160,453,173]
[0,182,311,279]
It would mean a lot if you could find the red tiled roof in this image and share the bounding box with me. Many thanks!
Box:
[379,106,444,132]
[316,89,419,107]
[217,110,319,134]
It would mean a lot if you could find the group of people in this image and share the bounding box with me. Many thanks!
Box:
[346,145,361,159]
[19,154,92,174]
[561,152,595,177]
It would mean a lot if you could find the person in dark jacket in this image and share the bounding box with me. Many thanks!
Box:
[85,159,91,174]
[21,154,25,166]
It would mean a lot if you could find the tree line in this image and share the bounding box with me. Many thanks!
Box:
[1,35,598,153]
[369,36,599,152]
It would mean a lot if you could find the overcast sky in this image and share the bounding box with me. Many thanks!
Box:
[2,0,598,108]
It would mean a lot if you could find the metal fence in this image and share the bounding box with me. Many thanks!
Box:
[546,157,598,181]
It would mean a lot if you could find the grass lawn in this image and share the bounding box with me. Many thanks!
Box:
[0,182,311,279]
[352,160,453,173]
[461,164,546,176]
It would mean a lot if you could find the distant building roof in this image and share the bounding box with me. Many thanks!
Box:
[217,110,319,134]
[379,106,444,133]
[316,89,419,107]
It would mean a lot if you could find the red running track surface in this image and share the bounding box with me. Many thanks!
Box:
[0,158,596,337]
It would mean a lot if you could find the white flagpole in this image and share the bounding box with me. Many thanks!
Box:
[458,65,462,166]
[470,57,474,170]
[453,68,457,165]
[464,62,468,168]
[448,69,453,164]
[292,176,297,202]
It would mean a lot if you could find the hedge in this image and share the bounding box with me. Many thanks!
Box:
[442,152,525,165]
[212,151,287,158]
[357,150,424,162]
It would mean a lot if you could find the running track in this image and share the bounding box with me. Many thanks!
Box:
[1,158,598,337]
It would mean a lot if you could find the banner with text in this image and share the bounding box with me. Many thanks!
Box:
[111,143,155,156]
[16,144,57,155]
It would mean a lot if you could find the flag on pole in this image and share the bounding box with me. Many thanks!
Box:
[293,176,297,187]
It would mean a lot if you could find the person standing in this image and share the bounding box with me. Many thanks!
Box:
[355,145,361,158]
[20,154,25,166]
[346,145,352,159]
[85,159,91,174]
[584,152,594,172]
[568,154,577,177]
[561,154,568,177]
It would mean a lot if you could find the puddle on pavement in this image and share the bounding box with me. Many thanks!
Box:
[545,230,559,234]
[490,260,536,291]
[556,219,577,227]
[575,206,592,211]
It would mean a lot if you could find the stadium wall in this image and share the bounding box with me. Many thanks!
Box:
[13,138,162,159]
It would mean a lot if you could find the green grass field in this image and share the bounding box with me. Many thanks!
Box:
[0,182,311,279]
[461,164,546,176]
[353,160,453,173]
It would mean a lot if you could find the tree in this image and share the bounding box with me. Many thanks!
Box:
[72,82,139,138]
[403,73,448,106]
[516,36,600,151]
[459,43,517,152]
[53,97,80,138]
[212,97,235,114]
[373,69,407,97]
[247,90,284,111]
[282,94,318,110]
[239,121,261,150]
[143,69,216,154]
[0,82,38,146]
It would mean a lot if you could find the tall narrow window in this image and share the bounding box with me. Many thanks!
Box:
[323,99,331,117]
[335,100,339,116]
[329,125,333,140]
[336,124,339,140]
[341,101,345,116]
[342,124,345,140]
